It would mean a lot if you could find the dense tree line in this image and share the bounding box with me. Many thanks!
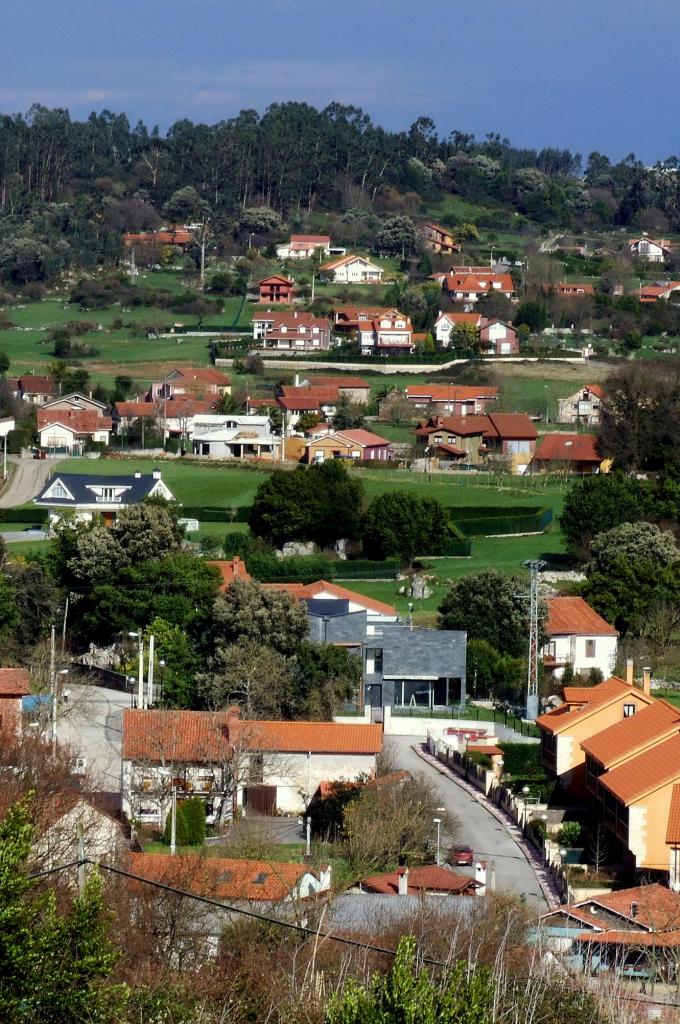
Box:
[2,103,680,287]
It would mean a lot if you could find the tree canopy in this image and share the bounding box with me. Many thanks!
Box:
[438,569,534,658]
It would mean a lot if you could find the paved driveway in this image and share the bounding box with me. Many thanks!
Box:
[0,456,52,508]
[391,736,548,910]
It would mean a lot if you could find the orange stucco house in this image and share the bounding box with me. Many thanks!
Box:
[537,668,655,798]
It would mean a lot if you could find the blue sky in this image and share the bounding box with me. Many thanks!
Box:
[3,0,679,162]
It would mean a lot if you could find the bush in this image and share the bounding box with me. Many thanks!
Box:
[182,798,206,845]
[556,820,582,847]
[498,742,542,777]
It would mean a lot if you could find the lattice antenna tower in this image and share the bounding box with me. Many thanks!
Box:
[523,558,546,721]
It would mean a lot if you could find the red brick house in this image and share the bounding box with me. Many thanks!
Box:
[0,668,30,736]
[479,319,519,354]
[258,274,295,304]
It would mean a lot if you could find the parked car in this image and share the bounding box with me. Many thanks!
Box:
[447,844,473,866]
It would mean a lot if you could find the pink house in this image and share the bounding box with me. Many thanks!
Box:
[479,319,519,355]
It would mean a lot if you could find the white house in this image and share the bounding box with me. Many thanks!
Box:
[191,414,281,460]
[251,310,331,350]
[556,385,605,426]
[434,311,481,347]
[629,236,673,263]
[121,709,383,824]
[276,234,331,260]
[356,311,413,355]
[32,794,126,870]
[319,254,383,284]
[34,469,175,527]
[543,596,619,680]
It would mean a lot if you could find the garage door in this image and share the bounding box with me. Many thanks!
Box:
[244,785,277,815]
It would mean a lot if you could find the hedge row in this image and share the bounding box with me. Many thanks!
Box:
[0,507,47,524]
[449,507,552,537]
[181,505,251,523]
[245,553,400,583]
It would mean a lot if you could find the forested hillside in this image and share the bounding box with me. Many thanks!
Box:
[1,102,680,285]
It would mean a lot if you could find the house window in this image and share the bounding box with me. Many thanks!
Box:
[51,481,68,499]
[101,487,116,501]
[544,642,557,659]
[585,639,596,658]
[623,704,636,718]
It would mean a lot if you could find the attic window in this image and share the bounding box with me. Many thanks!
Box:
[564,441,573,448]
[252,872,269,885]
[623,704,636,718]
[51,481,68,499]
[218,871,234,882]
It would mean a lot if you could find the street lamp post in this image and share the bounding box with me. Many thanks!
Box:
[433,817,442,866]
[521,784,531,827]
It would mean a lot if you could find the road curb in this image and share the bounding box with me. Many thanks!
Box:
[412,743,561,909]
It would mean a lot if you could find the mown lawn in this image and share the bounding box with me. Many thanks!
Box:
[56,457,272,508]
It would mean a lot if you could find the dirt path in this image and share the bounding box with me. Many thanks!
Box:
[0,457,52,508]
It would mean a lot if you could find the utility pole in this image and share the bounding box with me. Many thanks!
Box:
[147,633,155,708]
[170,787,177,856]
[77,824,85,894]
[522,559,546,721]
[129,247,137,286]
[50,624,57,752]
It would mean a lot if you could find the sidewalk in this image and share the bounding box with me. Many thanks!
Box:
[413,743,562,909]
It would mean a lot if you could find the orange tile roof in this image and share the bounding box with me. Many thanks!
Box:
[582,700,680,769]
[666,785,680,845]
[289,234,330,246]
[545,596,618,637]
[360,865,479,895]
[168,367,231,386]
[533,433,601,463]
[598,733,680,804]
[563,685,605,703]
[592,883,680,930]
[19,375,55,394]
[236,720,382,755]
[320,253,379,271]
[37,409,112,433]
[208,557,252,591]
[486,413,537,440]
[127,852,315,902]
[261,579,396,617]
[406,385,497,402]
[578,929,680,947]
[585,384,605,400]
[334,429,390,447]
[122,709,233,763]
[115,399,213,418]
[434,312,481,326]
[0,668,30,696]
[536,677,636,734]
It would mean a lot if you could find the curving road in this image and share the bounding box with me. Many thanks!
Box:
[392,736,549,911]
[0,456,53,508]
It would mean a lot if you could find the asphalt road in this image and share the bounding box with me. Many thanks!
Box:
[0,456,52,507]
[391,736,547,910]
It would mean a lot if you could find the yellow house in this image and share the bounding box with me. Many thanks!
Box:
[537,671,655,798]
[596,733,680,876]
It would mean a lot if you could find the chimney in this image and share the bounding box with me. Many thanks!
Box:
[631,900,638,919]
[294,374,300,387]
[133,471,141,479]
[397,866,409,896]
[642,666,652,696]
[152,468,162,480]
[626,659,634,686]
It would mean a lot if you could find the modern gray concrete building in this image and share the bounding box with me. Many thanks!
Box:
[305,599,467,711]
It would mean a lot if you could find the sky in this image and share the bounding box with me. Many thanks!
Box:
[3,0,680,163]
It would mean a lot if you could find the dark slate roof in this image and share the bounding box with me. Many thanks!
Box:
[326,893,477,932]
[380,624,467,679]
[35,472,168,507]
[306,598,351,618]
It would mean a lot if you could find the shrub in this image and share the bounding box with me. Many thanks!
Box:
[556,820,582,847]
[182,798,206,845]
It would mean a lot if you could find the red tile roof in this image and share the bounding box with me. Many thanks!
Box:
[598,733,680,804]
[115,399,213,418]
[486,413,537,440]
[577,929,680,947]
[406,385,498,402]
[551,283,595,297]
[585,384,605,399]
[360,865,479,896]
[19,375,54,395]
[124,229,193,246]
[122,709,233,763]
[289,235,330,246]
[208,557,252,590]
[258,274,294,286]
[591,883,680,930]
[0,667,30,696]
[417,414,494,438]
[37,409,112,433]
[320,253,379,271]
[545,596,618,637]
[434,312,481,326]
[334,429,390,448]
[536,677,636,734]
[445,272,514,294]
[252,311,330,330]
[236,720,382,755]
[533,433,601,463]
[581,700,680,768]
[127,852,316,902]
[667,785,680,845]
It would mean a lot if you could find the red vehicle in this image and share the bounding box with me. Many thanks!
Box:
[447,844,473,866]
